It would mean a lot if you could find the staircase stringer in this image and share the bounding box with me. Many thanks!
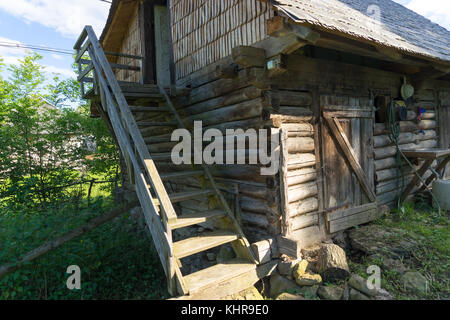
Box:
[158,87,258,264]
[75,26,187,296]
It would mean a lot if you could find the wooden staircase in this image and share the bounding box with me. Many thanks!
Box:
[74,26,260,298]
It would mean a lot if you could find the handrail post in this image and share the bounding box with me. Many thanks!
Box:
[79,25,179,295]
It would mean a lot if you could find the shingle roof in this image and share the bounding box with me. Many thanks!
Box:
[269,0,450,63]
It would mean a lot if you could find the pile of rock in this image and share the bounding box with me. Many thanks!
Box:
[271,243,351,300]
[269,241,399,300]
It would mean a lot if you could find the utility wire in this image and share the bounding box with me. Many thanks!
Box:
[0,42,74,55]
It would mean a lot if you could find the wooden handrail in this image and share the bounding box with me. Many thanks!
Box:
[75,26,177,293]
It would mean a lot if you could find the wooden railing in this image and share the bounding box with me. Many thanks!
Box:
[74,26,178,294]
[74,28,143,98]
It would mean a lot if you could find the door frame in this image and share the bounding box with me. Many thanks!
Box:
[319,106,377,232]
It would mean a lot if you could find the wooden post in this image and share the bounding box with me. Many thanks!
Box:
[139,0,157,84]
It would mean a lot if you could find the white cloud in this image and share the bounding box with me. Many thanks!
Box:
[42,64,75,78]
[51,53,64,60]
[0,37,30,65]
[0,0,110,38]
[393,0,450,31]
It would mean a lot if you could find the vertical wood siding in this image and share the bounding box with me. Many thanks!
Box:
[115,5,142,83]
[170,0,274,80]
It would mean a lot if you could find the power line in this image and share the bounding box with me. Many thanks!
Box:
[0,0,111,55]
[0,42,74,55]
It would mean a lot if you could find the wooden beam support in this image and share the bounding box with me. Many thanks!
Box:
[214,63,239,79]
[232,46,266,68]
[267,16,320,44]
[375,46,403,61]
[324,116,376,202]
[139,0,157,84]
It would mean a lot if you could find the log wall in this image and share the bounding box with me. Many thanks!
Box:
[169,0,274,80]
[146,65,281,243]
[275,91,320,240]
[374,90,439,206]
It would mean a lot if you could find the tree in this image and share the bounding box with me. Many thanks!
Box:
[0,53,119,207]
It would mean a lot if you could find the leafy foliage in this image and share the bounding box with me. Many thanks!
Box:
[0,54,167,300]
[0,54,119,207]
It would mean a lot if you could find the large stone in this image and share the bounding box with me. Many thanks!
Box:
[297,285,319,299]
[401,271,428,295]
[317,285,344,300]
[348,225,418,258]
[347,274,378,297]
[349,288,371,300]
[318,244,350,282]
[301,245,321,273]
[295,272,322,286]
[278,257,302,276]
[269,273,300,298]
[373,288,394,300]
[382,258,407,274]
[275,293,305,300]
[292,260,309,279]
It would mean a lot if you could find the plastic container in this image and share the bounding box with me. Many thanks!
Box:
[432,179,450,211]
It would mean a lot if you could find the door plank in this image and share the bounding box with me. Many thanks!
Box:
[324,115,376,202]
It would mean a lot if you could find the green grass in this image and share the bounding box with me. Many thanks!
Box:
[348,199,450,300]
[0,193,168,300]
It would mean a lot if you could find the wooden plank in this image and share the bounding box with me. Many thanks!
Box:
[323,110,372,118]
[327,203,377,221]
[173,230,239,259]
[251,238,277,264]
[169,189,215,203]
[173,260,277,300]
[329,208,378,233]
[400,158,434,202]
[160,170,204,180]
[169,209,226,230]
[184,258,256,293]
[279,128,290,235]
[401,149,450,159]
[324,116,376,202]
[109,63,141,71]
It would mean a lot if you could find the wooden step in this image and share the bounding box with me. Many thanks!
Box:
[169,189,215,203]
[160,170,204,180]
[144,136,172,144]
[137,121,177,127]
[184,258,256,293]
[123,91,164,99]
[130,106,169,113]
[169,209,226,229]
[173,230,239,259]
[150,153,173,161]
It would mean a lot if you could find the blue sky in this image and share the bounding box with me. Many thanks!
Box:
[0,0,110,79]
[0,0,448,81]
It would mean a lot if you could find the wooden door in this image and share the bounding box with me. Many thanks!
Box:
[320,106,377,233]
